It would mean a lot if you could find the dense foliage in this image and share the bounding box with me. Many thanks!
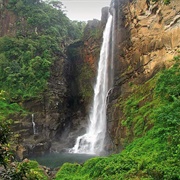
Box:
[0,117,12,168]
[0,90,23,168]
[0,36,52,100]
[0,0,85,101]
[55,56,180,180]
[152,0,171,5]
[2,160,48,179]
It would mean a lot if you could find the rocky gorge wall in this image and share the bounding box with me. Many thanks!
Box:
[107,0,180,152]
[0,0,179,159]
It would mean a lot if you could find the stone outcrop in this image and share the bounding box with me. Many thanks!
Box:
[107,0,180,152]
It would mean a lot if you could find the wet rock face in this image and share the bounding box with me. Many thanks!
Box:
[107,0,180,152]
[42,58,69,140]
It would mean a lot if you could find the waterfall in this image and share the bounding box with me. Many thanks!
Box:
[110,4,116,88]
[70,14,114,155]
[32,114,37,135]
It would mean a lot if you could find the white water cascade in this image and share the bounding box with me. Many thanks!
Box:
[70,14,113,155]
[32,114,37,135]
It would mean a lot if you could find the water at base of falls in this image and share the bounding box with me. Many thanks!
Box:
[70,14,113,155]
[30,152,95,169]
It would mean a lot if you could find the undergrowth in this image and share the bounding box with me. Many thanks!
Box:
[2,160,48,180]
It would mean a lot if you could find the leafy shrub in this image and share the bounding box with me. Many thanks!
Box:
[155,56,180,101]
[0,90,24,168]
[0,117,13,168]
[55,163,81,180]
[2,160,48,180]
[151,0,171,5]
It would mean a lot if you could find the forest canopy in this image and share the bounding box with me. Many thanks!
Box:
[0,0,85,101]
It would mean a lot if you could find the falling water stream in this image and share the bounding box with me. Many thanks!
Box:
[70,14,113,155]
[32,114,37,135]
[30,11,115,168]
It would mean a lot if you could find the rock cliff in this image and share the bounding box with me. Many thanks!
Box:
[65,0,180,153]
[107,0,180,151]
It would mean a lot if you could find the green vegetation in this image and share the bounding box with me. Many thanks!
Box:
[121,75,158,144]
[0,36,52,100]
[2,160,48,179]
[152,0,171,5]
[0,90,24,168]
[88,28,103,40]
[55,56,180,180]
[0,117,13,168]
[0,0,85,101]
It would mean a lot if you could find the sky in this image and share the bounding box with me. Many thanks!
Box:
[60,0,111,21]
